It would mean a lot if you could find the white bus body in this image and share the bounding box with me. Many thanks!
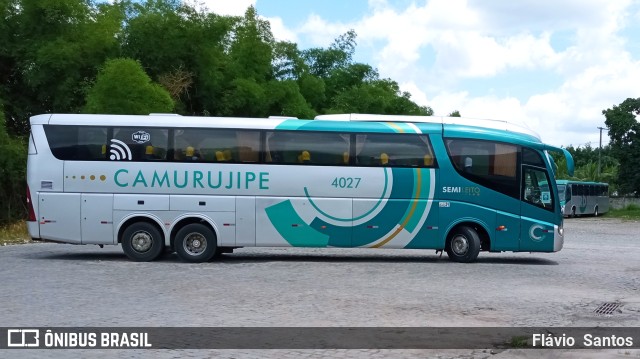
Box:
[26,114,572,263]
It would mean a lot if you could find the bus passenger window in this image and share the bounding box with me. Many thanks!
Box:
[355,134,435,168]
[446,138,518,198]
[266,131,349,165]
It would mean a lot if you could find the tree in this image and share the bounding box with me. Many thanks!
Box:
[303,30,356,79]
[0,102,27,221]
[84,58,174,114]
[218,6,275,116]
[602,98,640,196]
[449,110,461,117]
[120,0,235,115]
[3,0,123,134]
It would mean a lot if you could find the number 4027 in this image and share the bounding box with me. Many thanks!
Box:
[331,177,361,188]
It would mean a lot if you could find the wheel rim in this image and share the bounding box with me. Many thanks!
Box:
[131,231,153,253]
[451,235,469,256]
[183,232,207,256]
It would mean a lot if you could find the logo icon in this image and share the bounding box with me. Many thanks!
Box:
[109,139,132,161]
[131,131,151,144]
[529,224,546,242]
[7,329,39,347]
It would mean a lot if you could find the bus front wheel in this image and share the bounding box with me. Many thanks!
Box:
[446,226,481,263]
[121,222,165,262]
[174,223,217,263]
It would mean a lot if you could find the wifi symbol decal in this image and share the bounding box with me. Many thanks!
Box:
[109,139,132,161]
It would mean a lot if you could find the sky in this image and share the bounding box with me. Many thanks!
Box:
[191,0,640,147]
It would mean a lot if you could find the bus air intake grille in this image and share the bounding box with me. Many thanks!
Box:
[593,302,622,316]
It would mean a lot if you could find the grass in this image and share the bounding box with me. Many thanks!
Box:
[0,221,31,245]
[606,204,640,220]
[507,335,530,348]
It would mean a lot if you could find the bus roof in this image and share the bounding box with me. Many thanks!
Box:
[315,113,541,140]
[33,113,539,139]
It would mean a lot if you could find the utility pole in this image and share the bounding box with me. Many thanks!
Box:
[597,126,605,179]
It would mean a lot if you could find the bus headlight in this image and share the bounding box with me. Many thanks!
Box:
[557,223,564,237]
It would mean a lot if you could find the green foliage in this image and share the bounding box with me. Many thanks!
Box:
[0,104,27,221]
[265,80,316,119]
[449,110,461,117]
[120,0,234,115]
[552,142,619,193]
[84,58,174,114]
[3,0,123,134]
[0,221,29,245]
[603,98,640,196]
[303,30,356,79]
[328,79,432,116]
[508,336,530,348]
[608,204,640,220]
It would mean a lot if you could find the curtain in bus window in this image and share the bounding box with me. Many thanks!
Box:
[235,131,260,162]
[265,132,275,162]
[493,143,517,177]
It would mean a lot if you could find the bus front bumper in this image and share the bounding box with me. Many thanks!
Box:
[554,223,564,252]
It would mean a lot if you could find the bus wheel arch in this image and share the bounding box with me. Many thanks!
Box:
[445,223,484,263]
[171,217,218,263]
[118,217,165,262]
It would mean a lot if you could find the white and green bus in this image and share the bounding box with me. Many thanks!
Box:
[26,113,575,263]
[556,180,609,217]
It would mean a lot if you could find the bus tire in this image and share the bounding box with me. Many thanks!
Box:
[446,226,481,263]
[121,222,165,262]
[594,206,599,217]
[174,223,217,263]
[571,207,576,218]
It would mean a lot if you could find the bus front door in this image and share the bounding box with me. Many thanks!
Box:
[520,166,557,252]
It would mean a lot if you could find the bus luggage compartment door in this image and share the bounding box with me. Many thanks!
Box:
[81,194,114,244]
[236,196,256,246]
[38,193,81,243]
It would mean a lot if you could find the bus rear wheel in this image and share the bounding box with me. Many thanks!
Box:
[446,226,481,263]
[174,223,217,263]
[121,222,165,262]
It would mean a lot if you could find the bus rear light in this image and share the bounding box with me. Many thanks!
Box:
[26,185,36,222]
